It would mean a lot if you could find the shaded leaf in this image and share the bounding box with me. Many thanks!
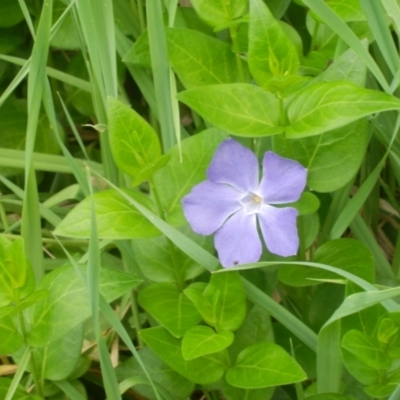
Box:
[138,283,202,337]
[140,327,225,384]
[26,264,141,347]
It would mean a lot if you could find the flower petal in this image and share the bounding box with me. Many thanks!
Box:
[258,205,299,257]
[214,210,262,268]
[259,152,307,204]
[182,180,243,235]
[207,138,259,193]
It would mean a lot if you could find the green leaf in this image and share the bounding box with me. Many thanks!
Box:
[184,282,213,322]
[115,347,194,400]
[306,395,352,400]
[286,191,320,215]
[249,0,299,85]
[0,100,61,176]
[377,318,398,344]
[50,3,80,50]
[154,128,227,225]
[0,378,36,400]
[274,119,368,192]
[138,283,202,337]
[123,30,151,67]
[182,326,234,360]
[326,0,366,21]
[278,238,375,287]
[204,272,247,331]
[0,315,23,354]
[228,306,274,361]
[6,237,27,288]
[365,384,397,398]
[0,236,35,307]
[286,81,400,138]
[140,327,225,384]
[341,348,380,386]
[108,97,162,184]
[226,342,306,388]
[131,226,210,282]
[190,0,247,28]
[14,324,83,381]
[0,0,24,27]
[26,264,142,347]
[167,28,242,89]
[177,85,283,137]
[54,189,160,239]
[221,378,275,400]
[342,329,391,369]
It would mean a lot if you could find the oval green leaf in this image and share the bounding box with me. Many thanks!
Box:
[286,81,400,138]
[108,97,161,184]
[182,326,234,360]
[177,84,283,137]
[54,189,160,239]
[226,342,306,389]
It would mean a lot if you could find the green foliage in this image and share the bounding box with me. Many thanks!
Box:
[3,0,400,398]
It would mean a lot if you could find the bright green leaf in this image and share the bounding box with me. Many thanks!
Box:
[108,97,162,184]
[204,272,246,331]
[0,315,23,354]
[342,329,391,369]
[182,326,234,360]
[286,81,400,138]
[184,282,213,323]
[177,85,283,137]
[54,189,160,239]
[226,342,306,388]
[249,0,299,85]
[190,0,247,28]
[286,191,320,215]
[167,28,243,89]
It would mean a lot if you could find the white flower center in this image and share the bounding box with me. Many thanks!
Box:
[240,192,263,215]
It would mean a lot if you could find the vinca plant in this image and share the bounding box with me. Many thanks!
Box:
[2,0,400,399]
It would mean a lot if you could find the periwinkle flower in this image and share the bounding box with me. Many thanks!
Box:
[182,138,307,268]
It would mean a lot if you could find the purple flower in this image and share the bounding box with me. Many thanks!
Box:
[182,138,307,268]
